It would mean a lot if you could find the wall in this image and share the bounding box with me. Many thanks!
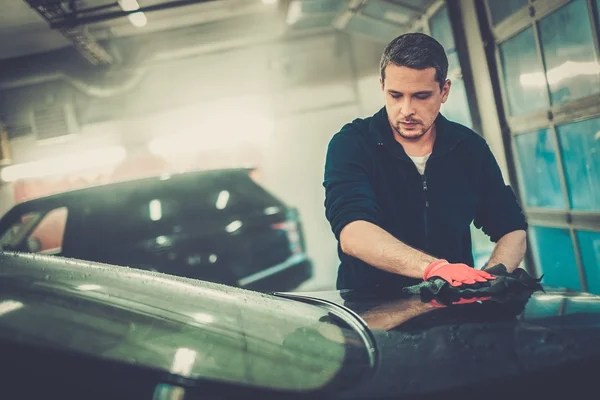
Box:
[1,25,390,290]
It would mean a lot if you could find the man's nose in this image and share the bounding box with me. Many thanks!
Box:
[400,98,416,117]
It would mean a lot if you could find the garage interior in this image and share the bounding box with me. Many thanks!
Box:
[0,0,599,293]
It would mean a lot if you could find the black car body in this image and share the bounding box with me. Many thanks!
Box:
[2,252,600,399]
[0,168,312,291]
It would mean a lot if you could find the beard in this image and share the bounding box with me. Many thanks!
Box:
[392,120,430,140]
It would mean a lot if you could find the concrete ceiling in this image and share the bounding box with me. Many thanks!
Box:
[0,0,70,59]
[0,0,438,62]
[0,0,279,60]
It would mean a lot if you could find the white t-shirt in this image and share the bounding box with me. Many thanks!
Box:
[409,153,431,175]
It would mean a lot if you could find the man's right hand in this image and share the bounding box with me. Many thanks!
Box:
[423,259,496,287]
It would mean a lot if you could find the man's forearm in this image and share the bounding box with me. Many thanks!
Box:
[339,220,437,279]
[485,230,527,272]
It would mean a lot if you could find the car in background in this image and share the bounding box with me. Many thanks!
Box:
[2,252,600,399]
[0,168,312,291]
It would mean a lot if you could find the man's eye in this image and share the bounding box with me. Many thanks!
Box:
[390,94,401,99]
[416,94,431,100]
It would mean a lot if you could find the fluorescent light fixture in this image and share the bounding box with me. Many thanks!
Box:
[128,12,147,28]
[170,348,197,376]
[0,145,126,182]
[0,300,23,316]
[192,313,215,324]
[149,199,162,221]
[119,0,147,28]
[216,190,230,210]
[225,220,242,233]
[77,284,103,291]
[262,0,277,4]
[119,0,140,11]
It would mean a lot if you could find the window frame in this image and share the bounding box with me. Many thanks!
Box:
[477,0,600,292]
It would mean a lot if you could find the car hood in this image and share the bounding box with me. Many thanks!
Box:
[285,287,600,398]
[3,250,600,398]
[0,252,371,395]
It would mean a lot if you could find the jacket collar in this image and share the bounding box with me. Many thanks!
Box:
[370,107,466,161]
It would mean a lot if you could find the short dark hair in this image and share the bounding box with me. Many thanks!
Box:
[380,33,448,88]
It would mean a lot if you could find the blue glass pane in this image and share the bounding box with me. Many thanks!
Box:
[487,0,528,25]
[514,129,565,209]
[530,226,580,290]
[430,5,455,51]
[539,0,600,105]
[577,230,600,294]
[499,27,549,116]
[557,117,600,211]
[441,52,473,128]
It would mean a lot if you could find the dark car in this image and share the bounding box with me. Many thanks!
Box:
[0,168,312,291]
[2,251,600,399]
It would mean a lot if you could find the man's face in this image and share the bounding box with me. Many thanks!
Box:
[380,64,451,141]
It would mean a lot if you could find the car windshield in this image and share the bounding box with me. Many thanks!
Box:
[0,252,372,392]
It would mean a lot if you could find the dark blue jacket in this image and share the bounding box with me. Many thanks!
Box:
[323,108,527,290]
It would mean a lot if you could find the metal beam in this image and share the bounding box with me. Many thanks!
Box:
[24,0,114,65]
[50,0,219,29]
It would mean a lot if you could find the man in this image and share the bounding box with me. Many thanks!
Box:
[323,33,527,290]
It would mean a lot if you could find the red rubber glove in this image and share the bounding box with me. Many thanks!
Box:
[423,259,496,287]
[430,296,492,308]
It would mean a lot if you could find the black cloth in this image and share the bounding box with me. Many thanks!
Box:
[323,107,527,290]
[402,264,543,305]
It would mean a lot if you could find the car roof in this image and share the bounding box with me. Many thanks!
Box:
[4,167,255,214]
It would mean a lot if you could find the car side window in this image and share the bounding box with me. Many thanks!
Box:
[29,207,69,254]
[0,207,68,254]
[0,212,42,250]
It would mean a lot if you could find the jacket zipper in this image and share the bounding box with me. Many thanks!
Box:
[378,136,466,251]
[422,174,429,250]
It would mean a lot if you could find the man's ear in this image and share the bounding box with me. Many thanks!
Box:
[379,77,384,92]
[441,79,452,103]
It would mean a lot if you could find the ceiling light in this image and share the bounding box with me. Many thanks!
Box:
[128,12,147,28]
[119,0,147,28]
[119,0,140,11]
